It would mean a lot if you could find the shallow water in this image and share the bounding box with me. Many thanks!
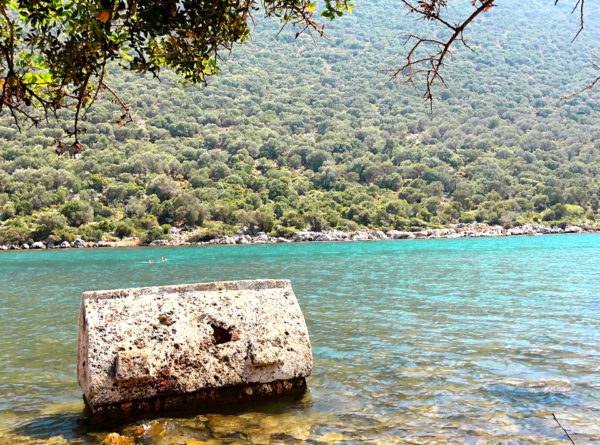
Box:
[1,235,599,444]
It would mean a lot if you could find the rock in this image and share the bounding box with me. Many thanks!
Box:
[132,422,165,439]
[47,240,57,248]
[218,236,236,245]
[252,232,272,244]
[437,228,457,237]
[149,239,169,246]
[21,243,29,249]
[387,230,415,239]
[78,279,312,423]
[370,230,388,240]
[329,230,350,241]
[0,245,8,250]
[235,235,251,245]
[101,433,134,445]
[292,230,318,242]
[387,230,403,239]
[351,230,371,241]
[314,233,333,242]
[60,241,71,248]
[565,225,583,233]
[72,238,87,248]
[31,241,46,249]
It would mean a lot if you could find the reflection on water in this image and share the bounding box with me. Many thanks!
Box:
[1,235,600,443]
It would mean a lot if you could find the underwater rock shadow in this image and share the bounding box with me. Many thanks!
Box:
[10,389,314,441]
[11,410,88,441]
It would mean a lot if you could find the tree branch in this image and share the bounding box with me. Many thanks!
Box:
[387,0,496,107]
[552,414,576,445]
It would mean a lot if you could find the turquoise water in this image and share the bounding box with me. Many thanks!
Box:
[1,235,599,444]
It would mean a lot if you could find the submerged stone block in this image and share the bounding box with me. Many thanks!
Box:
[77,279,312,422]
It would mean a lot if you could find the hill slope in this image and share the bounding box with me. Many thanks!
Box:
[0,0,599,244]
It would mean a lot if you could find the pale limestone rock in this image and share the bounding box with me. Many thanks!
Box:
[565,225,583,233]
[387,230,414,239]
[72,238,87,248]
[351,230,371,241]
[370,230,388,240]
[292,230,318,242]
[235,235,251,244]
[78,279,312,418]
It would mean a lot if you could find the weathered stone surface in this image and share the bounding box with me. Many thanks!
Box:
[78,279,312,421]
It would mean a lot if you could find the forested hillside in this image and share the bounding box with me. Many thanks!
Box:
[1,0,599,245]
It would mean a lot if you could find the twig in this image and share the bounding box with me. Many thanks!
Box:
[560,52,600,101]
[552,413,576,445]
[387,0,496,107]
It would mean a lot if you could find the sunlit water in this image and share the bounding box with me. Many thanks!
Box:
[1,235,599,444]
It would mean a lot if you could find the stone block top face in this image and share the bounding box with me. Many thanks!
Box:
[77,279,312,408]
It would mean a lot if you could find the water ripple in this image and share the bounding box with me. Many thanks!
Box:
[0,235,599,443]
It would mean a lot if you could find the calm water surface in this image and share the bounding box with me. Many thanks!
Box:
[1,235,599,444]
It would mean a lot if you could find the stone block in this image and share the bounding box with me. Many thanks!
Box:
[77,279,312,422]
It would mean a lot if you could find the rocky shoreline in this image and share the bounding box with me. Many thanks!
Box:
[0,223,597,251]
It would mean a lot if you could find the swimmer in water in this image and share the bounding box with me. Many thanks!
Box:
[161,256,166,261]
[148,258,152,264]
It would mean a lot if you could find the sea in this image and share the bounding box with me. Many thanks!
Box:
[1,234,599,444]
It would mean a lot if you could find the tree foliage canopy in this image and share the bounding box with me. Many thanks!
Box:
[0,0,351,152]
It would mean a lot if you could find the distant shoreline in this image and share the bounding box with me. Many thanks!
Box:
[1,223,598,251]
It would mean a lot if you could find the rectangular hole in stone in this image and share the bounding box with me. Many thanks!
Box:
[211,324,233,345]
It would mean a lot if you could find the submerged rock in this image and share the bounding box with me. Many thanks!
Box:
[101,433,134,445]
[78,279,312,423]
